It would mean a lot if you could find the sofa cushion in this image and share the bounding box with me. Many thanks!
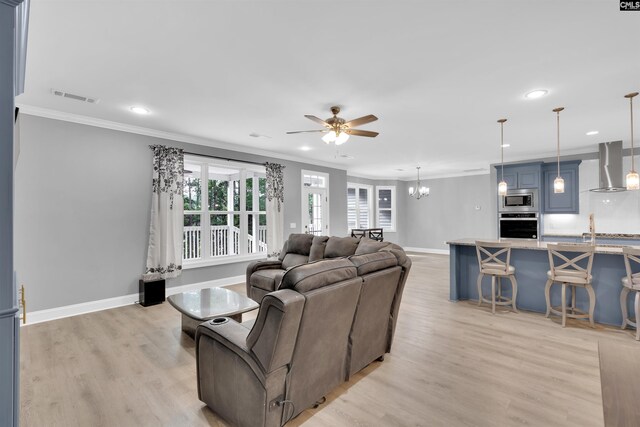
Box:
[355,237,391,255]
[349,251,398,276]
[286,233,314,255]
[282,253,309,270]
[250,269,286,292]
[309,236,329,262]
[380,245,409,267]
[280,258,358,293]
[325,236,360,258]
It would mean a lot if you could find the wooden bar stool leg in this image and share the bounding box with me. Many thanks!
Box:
[477,273,483,306]
[571,287,576,313]
[491,275,496,314]
[497,277,502,300]
[510,275,518,313]
[561,283,567,328]
[544,279,553,318]
[620,287,630,330]
[635,291,640,341]
[586,284,596,328]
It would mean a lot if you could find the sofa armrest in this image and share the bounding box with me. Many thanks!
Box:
[245,260,283,295]
[195,319,267,387]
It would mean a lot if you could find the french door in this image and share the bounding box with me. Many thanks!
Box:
[302,187,328,235]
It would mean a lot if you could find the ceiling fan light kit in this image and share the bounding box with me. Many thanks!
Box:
[287,105,378,145]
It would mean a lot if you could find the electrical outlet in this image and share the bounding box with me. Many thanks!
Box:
[290,223,296,229]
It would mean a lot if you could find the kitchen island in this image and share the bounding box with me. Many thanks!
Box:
[448,238,640,326]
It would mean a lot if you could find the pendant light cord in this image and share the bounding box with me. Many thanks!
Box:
[557,110,560,177]
[501,123,504,181]
[553,107,564,177]
[631,95,636,172]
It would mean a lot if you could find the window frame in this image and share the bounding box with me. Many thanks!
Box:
[347,182,374,230]
[182,155,267,269]
[375,185,396,233]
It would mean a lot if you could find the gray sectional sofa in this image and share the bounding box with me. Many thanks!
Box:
[195,234,412,427]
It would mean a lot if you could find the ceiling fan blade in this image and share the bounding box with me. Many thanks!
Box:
[286,129,328,134]
[345,129,379,138]
[344,114,378,128]
[304,115,331,127]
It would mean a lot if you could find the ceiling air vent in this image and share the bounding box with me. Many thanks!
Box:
[51,89,99,104]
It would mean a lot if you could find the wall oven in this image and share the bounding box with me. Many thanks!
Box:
[499,213,539,240]
[500,189,539,213]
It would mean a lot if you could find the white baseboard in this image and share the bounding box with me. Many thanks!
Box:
[23,275,246,326]
[404,247,450,255]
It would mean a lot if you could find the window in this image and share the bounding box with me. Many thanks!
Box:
[347,183,373,230]
[376,186,396,232]
[301,170,329,235]
[183,155,267,266]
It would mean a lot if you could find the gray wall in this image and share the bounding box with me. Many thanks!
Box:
[401,174,496,250]
[15,115,348,311]
[0,3,17,426]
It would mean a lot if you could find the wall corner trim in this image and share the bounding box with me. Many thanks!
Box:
[22,275,245,325]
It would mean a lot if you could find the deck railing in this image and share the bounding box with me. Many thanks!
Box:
[184,225,267,260]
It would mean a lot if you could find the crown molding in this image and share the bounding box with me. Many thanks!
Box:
[0,0,25,7]
[16,104,349,171]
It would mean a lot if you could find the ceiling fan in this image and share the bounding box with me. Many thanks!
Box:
[286,106,378,145]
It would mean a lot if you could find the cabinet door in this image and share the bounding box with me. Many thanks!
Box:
[518,171,539,188]
[543,167,579,213]
[498,172,517,189]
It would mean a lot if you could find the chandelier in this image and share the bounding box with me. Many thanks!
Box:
[408,166,429,199]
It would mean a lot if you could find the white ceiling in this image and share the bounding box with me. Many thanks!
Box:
[17,0,640,180]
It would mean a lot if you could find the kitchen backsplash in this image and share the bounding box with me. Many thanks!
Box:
[544,158,640,235]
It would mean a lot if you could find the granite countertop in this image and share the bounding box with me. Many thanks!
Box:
[446,238,640,255]
[543,233,640,239]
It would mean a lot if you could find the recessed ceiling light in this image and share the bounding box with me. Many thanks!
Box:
[299,146,312,151]
[586,130,599,136]
[524,89,548,99]
[130,106,150,115]
[501,144,511,148]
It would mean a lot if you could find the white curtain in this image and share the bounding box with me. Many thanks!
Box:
[265,162,285,258]
[144,145,184,281]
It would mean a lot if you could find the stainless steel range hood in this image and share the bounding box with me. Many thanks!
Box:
[590,141,627,193]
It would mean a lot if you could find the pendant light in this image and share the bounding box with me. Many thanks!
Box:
[553,107,565,194]
[497,119,508,196]
[625,92,639,191]
[408,166,429,199]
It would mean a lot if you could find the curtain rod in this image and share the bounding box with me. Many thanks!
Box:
[183,151,267,167]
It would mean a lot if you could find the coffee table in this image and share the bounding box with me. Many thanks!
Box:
[167,287,259,338]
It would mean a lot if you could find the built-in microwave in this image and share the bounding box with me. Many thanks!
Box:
[500,189,539,213]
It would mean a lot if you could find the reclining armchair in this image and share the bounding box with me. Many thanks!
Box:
[197,258,362,427]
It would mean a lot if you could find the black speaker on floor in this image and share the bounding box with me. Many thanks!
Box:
[139,279,165,307]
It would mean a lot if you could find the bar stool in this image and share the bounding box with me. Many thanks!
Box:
[620,247,640,340]
[475,241,518,314]
[544,244,596,328]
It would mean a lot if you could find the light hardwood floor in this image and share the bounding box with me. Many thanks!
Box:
[20,253,636,426]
